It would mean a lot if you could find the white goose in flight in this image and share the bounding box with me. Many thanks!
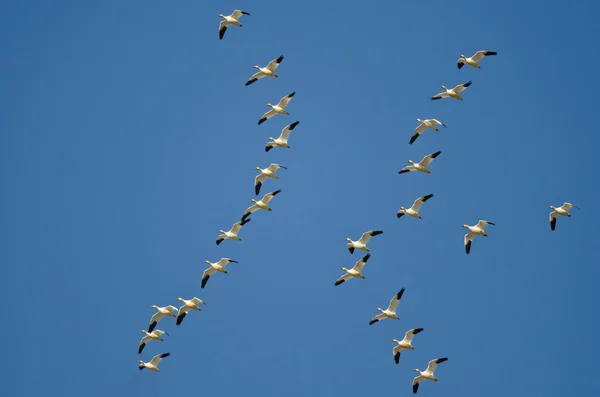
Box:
[413,357,448,394]
[399,151,442,175]
[148,305,178,332]
[216,218,251,245]
[176,297,206,325]
[463,220,495,254]
[246,55,284,86]
[369,288,405,325]
[258,91,296,125]
[458,50,497,69]
[242,189,282,221]
[397,194,434,219]
[410,119,446,144]
[431,81,472,101]
[549,202,579,231]
[139,352,170,372]
[218,10,250,40]
[201,258,239,289]
[334,253,371,286]
[392,328,424,364]
[138,329,169,354]
[265,121,300,152]
[346,230,383,254]
[255,163,287,195]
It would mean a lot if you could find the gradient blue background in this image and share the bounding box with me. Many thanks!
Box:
[2,1,599,396]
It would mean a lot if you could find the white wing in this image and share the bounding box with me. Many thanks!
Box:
[334,273,352,285]
[403,328,421,343]
[230,10,245,19]
[246,71,265,85]
[431,91,450,99]
[419,154,435,167]
[357,231,376,244]
[255,173,267,187]
[560,202,574,211]
[280,121,300,140]
[230,220,244,234]
[277,92,296,108]
[150,311,164,325]
[267,163,281,173]
[431,119,444,126]
[425,357,448,374]
[471,50,491,62]
[370,313,386,324]
[216,258,236,267]
[261,189,281,204]
[259,108,277,121]
[352,253,370,272]
[411,196,426,211]
[414,123,428,135]
[464,232,475,244]
[399,165,417,174]
[387,288,405,312]
[150,352,170,366]
[453,81,472,94]
[475,220,491,230]
[243,204,259,217]
[266,56,283,71]
[140,334,152,345]
[191,297,206,306]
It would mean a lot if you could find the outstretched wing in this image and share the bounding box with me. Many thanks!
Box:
[399,165,416,174]
[150,352,171,366]
[266,55,284,71]
[334,273,351,286]
[388,288,405,312]
[453,80,472,94]
[258,109,277,125]
[472,50,497,62]
[431,91,450,100]
[262,189,282,205]
[245,71,265,86]
[201,267,216,289]
[369,313,386,325]
[464,232,475,254]
[231,10,249,19]
[412,194,433,211]
[419,151,441,167]
[352,253,371,272]
[280,121,300,140]
[358,230,383,244]
[218,21,229,40]
[277,91,296,108]
[404,327,424,343]
[425,357,448,374]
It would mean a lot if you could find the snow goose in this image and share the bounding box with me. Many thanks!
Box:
[549,202,579,231]
[399,151,442,175]
[369,288,405,325]
[242,189,282,221]
[413,357,448,394]
[397,194,434,219]
[265,121,300,152]
[458,50,497,69]
[431,81,472,101]
[346,230,383,254]
[392,328,424,364]
[148,305,178,332]
[218,10,250,40]
[410,119,446,145]
[201,258,239,289]
[176,297,206,325]
[258,91,296,125]
[139,352,170,372]
[216,218,251,245]
[246,55,284,86]
[334,253,371,286]
[138,330,169,354]
[463,220,495,254]
[255,163,287,195]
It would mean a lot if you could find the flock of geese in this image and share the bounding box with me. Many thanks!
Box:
[136,8,581,394]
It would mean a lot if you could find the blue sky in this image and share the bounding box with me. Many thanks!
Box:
[2,0,599,396]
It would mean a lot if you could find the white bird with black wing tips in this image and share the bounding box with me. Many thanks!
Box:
[397,194,434,219]
[392,328,424,364]
[549,202,579,231]
[216,218,251,245]
[431,81,472,101]
[246,55,284,86]
[265,121,300,152]
[410,119,446,144]
[258,91,296,125]
[176,297,206,325]
[346,230,383,254]
[148,305,178,332]
[242,189,282,221]
[463,220,495,254]
[218,10,250,40]
[458,50,497,69]
[412,357,448,394]
[201,258,239,289]
[334,253,371,286]
[369,288,405,325]
[254,163,286,195]
[138,329,169,354]
[139,352,171,372]
[399,151,442,175]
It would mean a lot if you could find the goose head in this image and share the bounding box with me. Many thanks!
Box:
[459,54,466,59]
[177,297,185,303]
[441,85,448,91]
[408,160,415,165]
[251,199,257,203]
[267,103,274,109]
[416,118,423,123]
[139,360,145,366]
[549,205,556,210]
[376,308,384,313]
[253,65,260,70]
[345,238,352,243]
[414,369,421,374]
[219,229,226,234]
[205,260,212,265]
[462,224,469,229]
[256,167,262,171]
[151,305,159,309]
[392,339,400,343]
[400,206,406,211]
[218,14,225,19]
[140,329,148,334]
[268,137,275,141]
[341,267,348,272]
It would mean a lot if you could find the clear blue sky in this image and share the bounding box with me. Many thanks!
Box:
[2,1,599,396]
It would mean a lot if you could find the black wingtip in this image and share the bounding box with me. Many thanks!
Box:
[397,287,405,299]
[289,121,300,129]
[409,135,418,144]
[430,97,441,101]
[348,247,355,254]
[413,328,424,334]
[422,194,434,201]
[371,230,383,236]
[464,80,472,87]
[138,344,145,354]
[255,182,262,196]
[201,275,209,289]
[334,279,344,286]
[265,145,272,152]
[148,322,156,333]
[369,319,378,325]
[258,118,266,125]
[241,218,251,226]
[288,91,296,97]
[550,217,556,231]
[394,352,400,364]
[363,253,371,262]
[246,79,256,86]
[397,212,404,218]
[161,352,171,358]
[276,55,284,63]
[457,62,464,69]
[486,51,497,56]
[399,169,409,174]
[216,239,223,246]
[431,151,442,158]
[271,189,282,196]
[176,313,186,326]
[413,383,419,394]
[465,240,472,254]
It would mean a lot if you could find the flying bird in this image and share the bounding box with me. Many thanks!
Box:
[549,202,579,231]
[216,218,251,245]
[410,119,446,144]
[399,151,442,175]
[254,163,286,195]
[431,81,472,101]
[242,189,282,221]
[138,329,169,354]
[265,121,300,152]
[463,220,495,254]
[139,352,171,372]
[397,194,434,219]
[458,50,497,69]
[246,55,284,86]
[201,258,239,289]
[412,357,448,394]
[334,253,371,286]
[346,230,383,254]
[258,91,296,125]
[392,328,424,364]
[176,297,206,325]
[218,10,250,40]
[148,305,178,332]
[369,288,405,325]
